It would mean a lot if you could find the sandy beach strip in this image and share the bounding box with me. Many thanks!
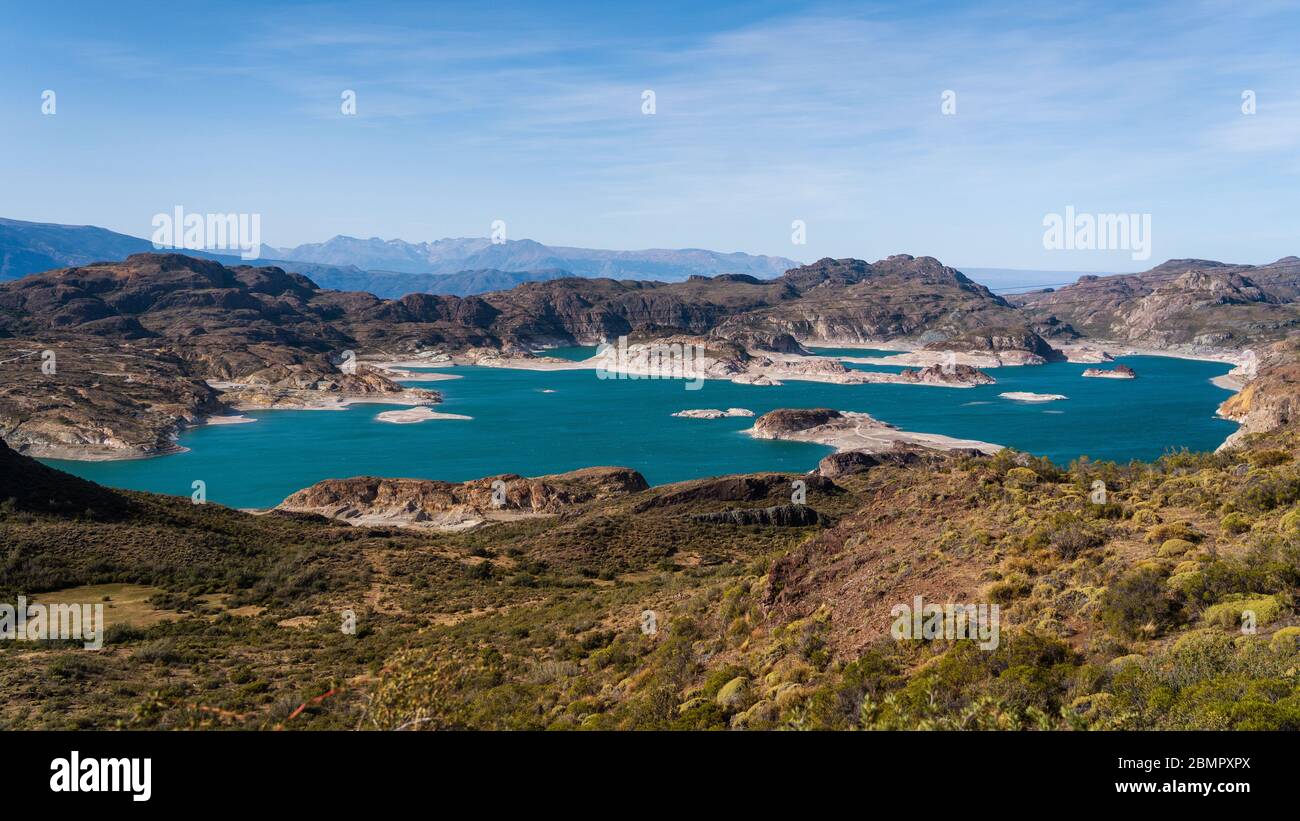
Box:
[204,414,258,425]
[999,392,1067,402]
[375,407,473,424]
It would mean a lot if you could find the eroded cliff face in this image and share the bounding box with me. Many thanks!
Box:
[275,467,650,529]
[1218,342,1300,449]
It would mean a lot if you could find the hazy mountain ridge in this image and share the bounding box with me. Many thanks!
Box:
[0,217,804,297]
[0,218,154,278]
[272,234,804,281]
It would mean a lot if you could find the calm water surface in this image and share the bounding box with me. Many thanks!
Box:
[45,351,1237,508]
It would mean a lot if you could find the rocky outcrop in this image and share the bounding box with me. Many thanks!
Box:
[688,504,824,527]
[0,255,462,457]
[750,408,844,438]
[0,338,227,459]
[816,443,983,478]
[1217,342,1300,449]
[275,466,649,530]
[923,326,1065,362]
[749,408,1002,455]
[709,329,808,354]
[898,363,996,386]
[1082,364,1136,379]
[215,365,439,409]
[634,473,841,512]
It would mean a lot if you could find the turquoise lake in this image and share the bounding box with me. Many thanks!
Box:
[44,350,1238,509]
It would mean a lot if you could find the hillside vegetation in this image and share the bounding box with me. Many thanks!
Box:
[3,414,1299,730]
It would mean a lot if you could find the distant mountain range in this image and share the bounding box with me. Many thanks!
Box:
[0,218,805,298]
[270,235,803,280]
[2,216,1127,301]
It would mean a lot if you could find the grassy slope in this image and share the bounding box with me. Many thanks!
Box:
[2,424,1299,730]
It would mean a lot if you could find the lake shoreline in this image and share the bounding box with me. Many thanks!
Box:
[32,346,1242,476]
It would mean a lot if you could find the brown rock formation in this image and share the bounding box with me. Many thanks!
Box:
[275,466,649,529]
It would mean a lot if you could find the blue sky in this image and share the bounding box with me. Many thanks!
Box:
[2,0,1298,271]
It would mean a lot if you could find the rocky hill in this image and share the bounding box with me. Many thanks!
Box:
[713,256,1046,351]
[0,252,1062,457]
[1012,257,1300,348]
[0,254,448,457]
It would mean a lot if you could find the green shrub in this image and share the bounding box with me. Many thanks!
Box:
[1269,626,1300,653]
[988,572,1032,603]
[1220,512,1252,535]
[1167,571,1204,598]
[1100,566,1181,639]
[1247,449,1291,469]
[1145,521,1203,544]
[1279,507,1300,534]
[1157,538,1195,558]
[714,676,752,711]
[1202,595,1287,630]
[1236,472,1300,512]
[1026,512,1106,558]
[1006,468,1038,489]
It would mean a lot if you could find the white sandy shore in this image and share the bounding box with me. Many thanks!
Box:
[800,338,916,352]
[451,349,990,388]
[1000,392,1067,402]
[1098,344,1241,365]
[375,407,473,424]
[228,394,438,412]
[746,411,1002,455]
[364,358,465,380]
[204,415,257,425]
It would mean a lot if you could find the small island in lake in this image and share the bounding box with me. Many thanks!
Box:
[1082,364,1137,379]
